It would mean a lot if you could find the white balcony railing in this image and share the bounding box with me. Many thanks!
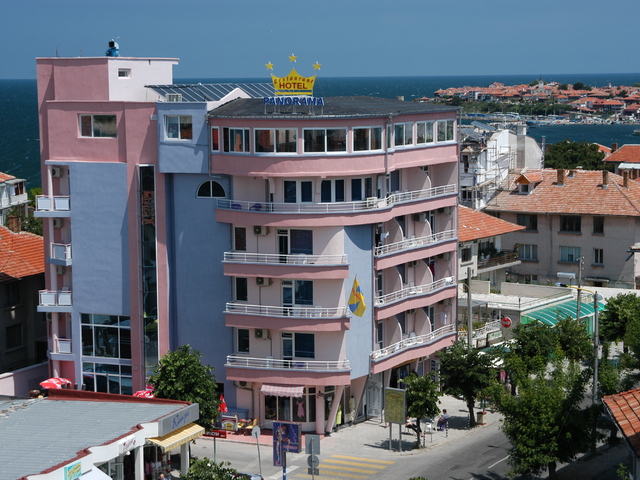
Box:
[370,324,456,360]
[374,229,456,257]
[51,243,72,262]
[35,195,71,212]
[226,303,349,318]
[39,289,72,307]
[223,252,347,265]
[226,355,350,371]
[214,184,456,214]
[375,277,455,307]
[0,192,28,208]
[471,320,502,339]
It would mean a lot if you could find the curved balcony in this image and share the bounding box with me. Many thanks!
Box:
[225,303,350,332]
[223,252,349,280]
[226,355,350,371]
[371,324,456,361]
[375,277,455,307]
[224,252,347,265]
[374,229,456,257]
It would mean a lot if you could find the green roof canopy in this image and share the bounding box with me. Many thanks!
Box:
[522,299,605,328]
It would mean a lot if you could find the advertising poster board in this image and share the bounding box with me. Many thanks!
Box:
[273,421,301,466]
[384,387,406,424]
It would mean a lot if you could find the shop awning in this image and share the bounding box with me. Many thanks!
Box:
[260,384,304,398]
[148,423,205,452]
[522,299,605,327]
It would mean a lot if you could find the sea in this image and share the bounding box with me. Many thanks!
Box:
[4,72,640,189]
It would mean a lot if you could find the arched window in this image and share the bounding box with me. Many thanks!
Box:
[197,180,226,198]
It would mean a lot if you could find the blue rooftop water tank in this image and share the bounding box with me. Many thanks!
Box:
[106,39,120,57]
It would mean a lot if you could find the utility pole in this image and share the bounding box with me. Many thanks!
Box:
[467,267,472,346]
[576,255,583,321]
[591,291,600,457]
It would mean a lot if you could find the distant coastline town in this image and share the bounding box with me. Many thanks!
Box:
[425,79,640,127]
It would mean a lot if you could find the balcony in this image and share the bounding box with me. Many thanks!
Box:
[371,324,456,361]
[374,229,456,257]
[226,303,348,318]
[375,277,456,307]
[34,195,71,217]
[226,355,350,371]
[38,289,73,312]
[225,303,350,331]
[477,250,520,273]
[55,338,72,354]
[0,192,28,208]
[214,184,456,214]
[223,252,349,280]
[50,243,72,265]
[224,252,347,265]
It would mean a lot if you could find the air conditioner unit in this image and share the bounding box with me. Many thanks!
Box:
[412,212,428,222]
[366,197,378,209]
[235,381,253,388]
[165,93,182,102]
[409,260,419,267]
[255,277,272,286]
[51,167,64,178]
[255,329,269,339]
[437,207,451,215]
[53,218,64,229]
[253,226,269,236]
[56,266,66,275]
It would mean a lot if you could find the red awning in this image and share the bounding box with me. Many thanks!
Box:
[260,384,304,398]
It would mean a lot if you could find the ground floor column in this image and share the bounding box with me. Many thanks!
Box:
[180,444,189,474]
[134,445,144,480]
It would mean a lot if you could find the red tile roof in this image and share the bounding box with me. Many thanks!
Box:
[485,169,640,217]
[458,205,525,242]
[0,226,44,282]
[604,144,640,164]
[0,172,16,182]
[603,388,640,457]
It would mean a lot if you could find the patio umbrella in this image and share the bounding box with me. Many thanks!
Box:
[133,385,155,398]
[219,394,228,413]
[39,377,72,389]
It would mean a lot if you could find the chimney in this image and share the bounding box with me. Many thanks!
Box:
[6,215,21,233]
[623,170,629,188]
[612,143,618,152]
[557,168,565,186]
[602,170,609,188]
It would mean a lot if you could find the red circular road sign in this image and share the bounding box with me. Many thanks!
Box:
[501,316,512,328]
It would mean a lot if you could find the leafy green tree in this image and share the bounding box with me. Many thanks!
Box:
[401,373,440,443]
[558,84,569,91]
[438,341,497,427]
[573,82,591,91]
[182,459,237,480]
[492,359,593,480]
[544,139,609,171]
[599,293,640,346]
[149,344,219,430]
[6,187,44,236]
[555,317,593,363]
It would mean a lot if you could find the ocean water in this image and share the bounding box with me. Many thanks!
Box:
[4,73,640,189]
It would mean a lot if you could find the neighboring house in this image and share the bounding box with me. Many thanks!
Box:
[458,205,524,285]
[0,225,46,376]
[484,168,640,288]
[603,144,640,178]
[459,123,542,210]
[603,387,640,480]
[35,51,459,434]
[0,172,29,226]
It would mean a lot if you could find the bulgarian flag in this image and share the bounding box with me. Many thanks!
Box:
[348,277,366,317]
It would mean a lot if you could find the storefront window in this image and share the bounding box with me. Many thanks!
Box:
[264,387,316,423]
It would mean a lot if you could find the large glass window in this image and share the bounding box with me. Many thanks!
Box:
[234,227,247,251]
[303,128,346,153]
[197,180,226,198]
[519,244,538,261]
[82,362,132,395]
[235,277,248,302]
[437,119,455,142]
[321,179,345,202]
[593,216,604,234]
[282,280,313,309]
[394,123,413,147]
[517,214,538,231]
[416,121,434,144]
[284,180,312,203]
[282,332,315,359]
[165,115,193,140]
[81,314,131,359]
[353,127,382,151]
[265,387,316,423]
[79,115,117,138]
[238,329,250,353]
[560,246,581,263]
[223,128,250,152]
[560,216,581,233]
[255,128,297,153]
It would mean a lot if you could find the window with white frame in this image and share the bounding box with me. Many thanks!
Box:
[518,244,538,261]
[351,177,373,201]
[223,127,250,152]
[255,128,297,153]
[559,246,581,263]
[394,123,413,147]
[82,362,132,395]
[353,127,382,151]
[594,248,604,265]
[282,332,315,359]
[81,314,131,359]
[436,119,455,142]
[211,127,220,151]
[416,121,435,144]
[303,128,347,153]
[321,179,345,202]
[165,115,193,140]
[197,180,226,198]
[79,115,117,138]
[284,180,313,203]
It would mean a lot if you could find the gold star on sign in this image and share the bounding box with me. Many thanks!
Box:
[289,53,297,62]
[265,61,274,70]
[313,61,321,70]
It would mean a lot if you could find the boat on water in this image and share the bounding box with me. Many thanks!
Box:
[634,129,640,136]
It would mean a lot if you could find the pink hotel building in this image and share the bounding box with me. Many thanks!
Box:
[35,53,458,434]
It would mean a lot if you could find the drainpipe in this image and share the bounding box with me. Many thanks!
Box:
[383,115,394,197]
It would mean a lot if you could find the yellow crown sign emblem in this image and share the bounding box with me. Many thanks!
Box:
[271,68,316,96]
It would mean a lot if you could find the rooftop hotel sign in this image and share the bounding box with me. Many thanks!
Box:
[264,54,324,106]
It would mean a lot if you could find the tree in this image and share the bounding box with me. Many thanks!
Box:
[599,293,640,346]
[573,82,591,91]
[492,359,593,480]
[400,373,440,443]
[438,341,497,427]
[182,459,237,480]
[555,317,593,363]
[6,187,43,236]
[149,344,219,430]
[544,139,609,171]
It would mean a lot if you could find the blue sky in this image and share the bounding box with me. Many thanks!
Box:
[3,0,640,80]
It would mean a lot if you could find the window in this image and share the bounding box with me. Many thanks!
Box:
[282,332,315,359]
[282,280,313,306]
[353,127,382,151]
[594,248,604,265]
[165,115,193,140]
[238,329,250,353]
[394,123,413,147]
[211,127,220,151]
[223,127,250,152]
[81,314,131,359]
[518,184,530,194]
[118,69,131,78]
[278,229,313,257]
[235,277,248,302]
[6,324,22,350]
[303,128,347,153]
[560,246,581,263]
[593,216,604,234]
[255,128,297,153]
[351,178,373,201]
[518,244,538,261]
[79,115,117,138]
[284,180,312,203]
[397,312,406,335]
[461,246,472,262]
[560,216,581,233]
[82,363,132,395]
[321,179,345,202]
[376,321,383,350]
[416,121,434,144]
[234,227,247,251]
[460,188,473,202]
[197,180,226,198]
[4,282,20,307]
[517,214,538,231]
[437,119,455,142]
